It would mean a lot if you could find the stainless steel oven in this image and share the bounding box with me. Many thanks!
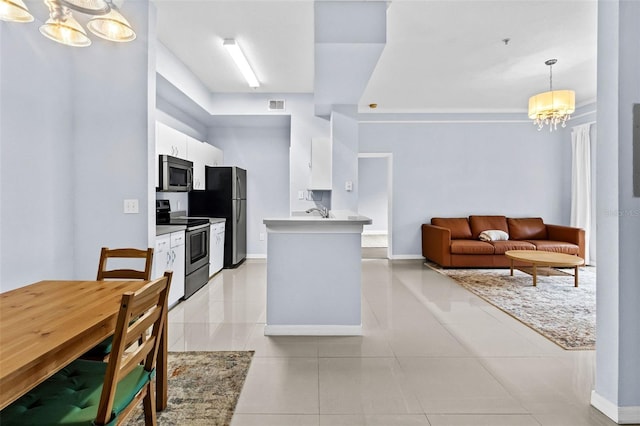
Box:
[184,222,210,299]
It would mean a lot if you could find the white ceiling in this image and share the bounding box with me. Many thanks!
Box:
[152,0,597,114]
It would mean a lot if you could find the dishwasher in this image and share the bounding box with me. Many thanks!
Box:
[210,221,226,276]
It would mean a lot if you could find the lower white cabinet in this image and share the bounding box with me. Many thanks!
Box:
[154,230,185,307]
[209,222,225,276]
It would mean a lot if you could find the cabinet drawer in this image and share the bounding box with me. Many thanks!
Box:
[170,231,185,247]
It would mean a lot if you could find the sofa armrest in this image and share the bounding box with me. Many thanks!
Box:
[422,224,451,266]
[546,224,586,259]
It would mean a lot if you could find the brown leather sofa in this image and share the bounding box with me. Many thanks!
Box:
[422,215,585,268]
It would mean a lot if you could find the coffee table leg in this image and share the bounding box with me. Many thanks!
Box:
[575,266,579,287]
[532,264,537,286]
[510,259,514,276]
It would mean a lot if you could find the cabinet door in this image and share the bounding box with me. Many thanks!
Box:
[186,136,206,190]
[157,121,187,159]
[153,234,171,281]
[169,231,185,306]
[309,137,332,190]
[202,143,223,167]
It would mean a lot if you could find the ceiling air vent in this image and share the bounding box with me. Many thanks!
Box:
[268,99,285,111]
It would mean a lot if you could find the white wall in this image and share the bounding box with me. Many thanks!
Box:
[359,118,573,257]
[592,0,640,419]
[207,93,330,212]
[209,125,290,257]
[0,23,75,291]
[358,157,388,233]
[0,1,155,288]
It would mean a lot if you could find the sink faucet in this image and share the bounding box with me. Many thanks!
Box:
[306,206,330,218]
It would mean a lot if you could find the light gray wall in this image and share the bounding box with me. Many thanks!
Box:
[358,157,388,233]
[210,126,291,257]
[359,118,573,257]
[207,93,330,213]
[0,1,155,289]
[594,0,640,414]
[0,23,75,291]
[331,108,359,211]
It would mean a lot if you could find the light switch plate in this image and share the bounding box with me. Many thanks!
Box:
[124,199,139,214]
[298,190,306,200]
[345,181,353,191]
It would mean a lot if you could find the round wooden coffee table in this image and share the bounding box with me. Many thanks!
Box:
[505,250,584,287]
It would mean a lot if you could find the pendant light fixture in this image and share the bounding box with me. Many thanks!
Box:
[528,59,576,131]
[0,0,34,22]
[1,0,136,47]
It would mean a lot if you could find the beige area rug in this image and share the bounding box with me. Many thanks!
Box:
[125,351,254,426]
[426,263,596,350]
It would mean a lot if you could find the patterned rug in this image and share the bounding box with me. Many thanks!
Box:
[426,263,596,350]
[125,351,254,426]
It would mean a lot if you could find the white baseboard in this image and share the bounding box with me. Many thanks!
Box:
[591,390,640,423]
[246,254,267,259]
[264,324,362,336]
[390,254,424,260]
[362,231,388,236]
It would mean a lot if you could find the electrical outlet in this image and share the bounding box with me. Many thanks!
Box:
[345,181,353,191]
[259,233,265,241]
[124,199,139,214]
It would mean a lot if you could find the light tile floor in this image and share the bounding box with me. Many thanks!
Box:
[167,259,617,426]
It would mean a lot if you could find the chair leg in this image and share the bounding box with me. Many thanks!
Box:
[143,382,157,426]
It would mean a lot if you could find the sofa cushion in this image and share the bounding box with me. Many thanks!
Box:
[469,215,508,239]
[508,217,548,240]
[450,240,495,254]
[491,240,537,254]
[432,217,472,239]
[527,240,580,255]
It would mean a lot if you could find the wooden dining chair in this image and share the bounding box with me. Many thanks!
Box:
[83,247,155,361]
[0,271,172,426]
[97,247,155,281]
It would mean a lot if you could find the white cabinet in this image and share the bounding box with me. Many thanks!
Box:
[187,137,225,190]
[154,230,185,307]
[209,221,225,276]
[156,121,187,159]
[309,137,332,190]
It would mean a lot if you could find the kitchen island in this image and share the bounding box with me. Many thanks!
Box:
[263,210,371,336]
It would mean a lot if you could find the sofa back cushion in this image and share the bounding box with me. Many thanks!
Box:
[469,215,509,239]
[508,217,548,240]
[431,218,472,239]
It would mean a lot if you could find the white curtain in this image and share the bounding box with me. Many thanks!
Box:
[571,123,593,265]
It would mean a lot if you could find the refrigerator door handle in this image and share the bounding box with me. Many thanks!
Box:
[237,198,241,223]
[236,175,242,200]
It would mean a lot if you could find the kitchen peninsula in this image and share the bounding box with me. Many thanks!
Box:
[263,211,372,336]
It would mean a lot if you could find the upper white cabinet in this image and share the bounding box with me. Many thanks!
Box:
[309,137,332,190]
[186,135,206,190]
[156,121,187,158]
[155,121,224,190]
[186,137,224,190]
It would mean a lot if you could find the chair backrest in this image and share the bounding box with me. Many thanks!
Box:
[97,247,154,281]
[94,271,172,425]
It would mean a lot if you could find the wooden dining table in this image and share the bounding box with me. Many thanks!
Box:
[0,279,168,411]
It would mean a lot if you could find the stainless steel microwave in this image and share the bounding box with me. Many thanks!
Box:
[159,155,193,192]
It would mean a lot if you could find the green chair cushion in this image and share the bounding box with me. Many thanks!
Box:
[83,336,113,358]
[0,359,153,426]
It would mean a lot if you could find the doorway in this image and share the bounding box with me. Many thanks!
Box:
[358,153,392,259]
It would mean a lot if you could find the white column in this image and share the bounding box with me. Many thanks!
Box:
[591,0,640,423]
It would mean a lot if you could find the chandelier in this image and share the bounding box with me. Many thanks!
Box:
[0,0,135,47]
[528,59,575,131]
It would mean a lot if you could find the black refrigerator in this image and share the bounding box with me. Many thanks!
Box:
[189,166,247,268]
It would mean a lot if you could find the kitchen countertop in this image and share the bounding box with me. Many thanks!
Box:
[156,225,186,236]
[156,217,225,236]
[263,210,371,233]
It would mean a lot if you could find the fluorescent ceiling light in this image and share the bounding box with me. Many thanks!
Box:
[223,38,260,88]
